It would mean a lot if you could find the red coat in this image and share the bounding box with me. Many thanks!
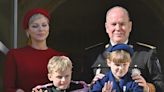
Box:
[4,46,64,92]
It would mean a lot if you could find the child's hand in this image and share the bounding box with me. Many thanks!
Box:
[102,81,115,92]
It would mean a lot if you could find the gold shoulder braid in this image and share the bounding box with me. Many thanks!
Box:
[105,44,110,48]
[136,42,156,49]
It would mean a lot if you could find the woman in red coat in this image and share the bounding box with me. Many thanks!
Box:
[3,8,64,92]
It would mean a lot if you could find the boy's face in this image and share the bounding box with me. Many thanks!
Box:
[108,61,130,80]
[48,69,72,90]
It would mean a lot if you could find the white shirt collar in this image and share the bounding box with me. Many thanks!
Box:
[110,40,129,46]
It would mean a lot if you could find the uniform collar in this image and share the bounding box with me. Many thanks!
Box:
[110,40,129,46]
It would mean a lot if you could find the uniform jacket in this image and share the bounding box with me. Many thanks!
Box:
[85,41,164,92]
[39,82,86,92]
[91,71,143,92]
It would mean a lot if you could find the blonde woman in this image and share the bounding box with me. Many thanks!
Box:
[4,8,64,92]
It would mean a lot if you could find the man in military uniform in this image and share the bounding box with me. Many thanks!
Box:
[85,6,164,92]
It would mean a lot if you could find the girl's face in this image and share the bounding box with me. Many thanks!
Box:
[108,61,130,80]
[48,69,72,90]
[27,16,49,43]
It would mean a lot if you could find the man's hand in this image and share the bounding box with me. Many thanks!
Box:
[91,73,105,85]
[132,74,149,91]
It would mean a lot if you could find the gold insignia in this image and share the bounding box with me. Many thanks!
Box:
[85,42,104,50]
[129,44,133,48]
[105,44,110,48]
[136,42,156,49]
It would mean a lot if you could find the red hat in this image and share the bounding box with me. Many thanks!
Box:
[23,8,50,29]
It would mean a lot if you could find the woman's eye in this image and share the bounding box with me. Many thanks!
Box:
[31,25,38,28]
[42,24,48,27]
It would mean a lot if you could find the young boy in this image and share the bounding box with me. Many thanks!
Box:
[91,44,143,92]
[32,56,73,92]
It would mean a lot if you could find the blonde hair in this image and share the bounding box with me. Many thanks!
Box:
[28,14,49,26]
[47,56,73,74]
[107,50,131,63]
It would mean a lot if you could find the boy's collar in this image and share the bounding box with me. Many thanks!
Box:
[52,86,66,92]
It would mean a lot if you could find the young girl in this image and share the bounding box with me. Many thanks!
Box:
[91,44,143,92]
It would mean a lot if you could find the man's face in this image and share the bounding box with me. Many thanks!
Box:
[105,8,132,44]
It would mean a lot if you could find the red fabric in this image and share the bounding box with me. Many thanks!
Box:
[23,8,50,29]
[4,46,64,92]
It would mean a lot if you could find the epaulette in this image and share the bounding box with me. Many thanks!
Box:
[85,42,104,50]
[105,44,110,48]
[136,42,156,49]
